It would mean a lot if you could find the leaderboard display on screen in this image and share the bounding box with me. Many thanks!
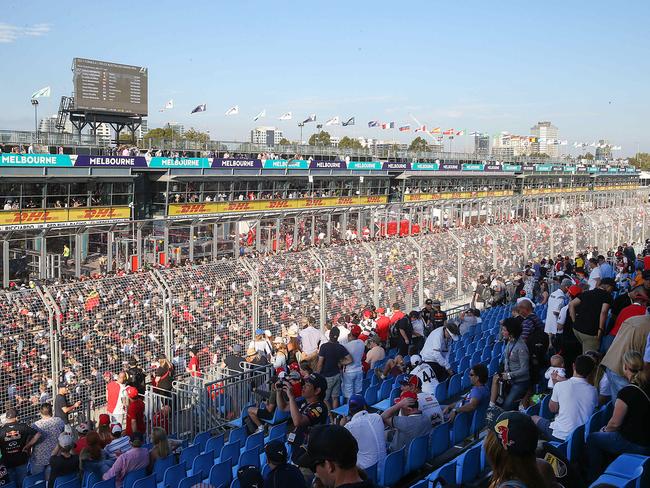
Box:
[73,58,148,115]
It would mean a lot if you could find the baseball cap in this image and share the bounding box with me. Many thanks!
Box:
[58,433,74,449]
[98,413,111,426]
[350,325,361,337]
[255,328,264,335]
[111,423,123,434]
[347,394,366,415]
[445,322,460,341]
[126,386,139,399]
[76,422,89,434]
[264,439,288,465]
[297,424,358,471]
[409,354,422,365]
[425,299,433,305]
[560,278,574,288]
[568,285,583,297]
[432,299,441,306]
[488,410,539,456]
[399,375,422,389]
[232,344,243,354]
[600,277,617,288]
[304,373,327,393]
[376,307,385,314]
[237,465,264,488]
[395,390,418,404]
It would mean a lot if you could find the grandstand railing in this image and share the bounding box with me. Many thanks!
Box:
[1,205,649,425]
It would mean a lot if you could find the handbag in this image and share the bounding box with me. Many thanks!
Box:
[495,376,512,406]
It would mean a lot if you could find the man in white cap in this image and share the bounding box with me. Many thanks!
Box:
[545,278,574,337]
[420,321,460,382]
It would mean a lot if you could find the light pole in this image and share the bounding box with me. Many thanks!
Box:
[298,123,305,145]
[31,98,39,144]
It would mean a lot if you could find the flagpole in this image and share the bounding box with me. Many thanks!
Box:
[31,98,39,144]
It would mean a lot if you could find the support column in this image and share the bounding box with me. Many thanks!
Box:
[2,240,9,288]
[162,224,169,266]
[136,224,142,269]
[74,233,82,278]
[275,218,281,253]
[255,220,262,252]
[212,223,219,261]
[293,217,299,250]
[189,223,195,262]
[326,214,332,244]
[107,230,114,271]
[311,215,316,246]
[39,236,47,279]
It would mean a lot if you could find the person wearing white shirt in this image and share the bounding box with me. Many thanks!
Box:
[407,355,438,394]
[532,355,598,441]
[340,395,387,470]
[299,318,326,364]
[420,322,460,381]
[342,326,365,400]
[587,258,601,290]
[398,374,443,426]
[545,279,572,335]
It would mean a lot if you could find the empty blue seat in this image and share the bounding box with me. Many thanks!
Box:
[218,441,241,465]
[380,447,404,487]
[589,473,637,488]
[158,464,184,488]
[470,351,482,366]
[178,474,202,488]
[461,368,471,390]
[123,468,147,488]
[481,345,492,362]
[209,460,232,488]
[132,475,156,488]
[83,473,99,488]
[179,443,201,468]
[238,447,261,470]
[53,475,78,488]
[456,443,481,485]
[584,409,605,442]
[470,405,488,436]
[488,356,500,376]
[205,433,225,457]
[378,378,393,401]
[243,431,264,452]
[266,422,287,442]
[565,424,585,462]
[56,479,80,488]
[24,473,44,488]
[192,431,212,452]
[228,426,247,446]
[450,411,471,445]
[427,461,456,485]
[457,356,470,374]
[434,382,447,403]
[405,434,428,474]
[152,455,176,483]
[189,451,214,480]
[364,384,379,405]
[447,374,461,399]
[92,479,115,488]
[602,454,650,488]
[428,421,450,459]
[409,481,427,488]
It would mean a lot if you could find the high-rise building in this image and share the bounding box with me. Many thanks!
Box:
[95,123,112,144]
[137,119,148,139]
[595,140,612,161]
[38,115,73,134]
[166,122,185,137]
[530,121,559,157]
[491,132,532,158]
[474,134,490,157]
[250,126,283,145]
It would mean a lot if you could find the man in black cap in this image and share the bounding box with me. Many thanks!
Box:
[430,299,447,331]
[53,383,81,425]
[277,372,328,462]
[569,277,616,353]
[298,424,373,488]
[263,439,306,488]
[125,357,146,395]
[237,465,264,488]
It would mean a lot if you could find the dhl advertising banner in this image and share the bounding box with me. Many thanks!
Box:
[403,190,514,202]
[168,196,388,217]
[0,207,131,230]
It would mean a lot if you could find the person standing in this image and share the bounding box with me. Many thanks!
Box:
[545,278,573,338]
[569,278,616,354]
[342,326,365,401]
[317,327,352,410]
[30,404,65,475]
[420,322,461,382]
[62,244,70,266]
[0,408,41,488]
[54,383,82,426]
[125,387,145,436]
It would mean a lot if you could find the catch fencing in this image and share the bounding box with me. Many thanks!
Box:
[1,205,649,427]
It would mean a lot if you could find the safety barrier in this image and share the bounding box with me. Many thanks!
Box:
[1,205,649,423]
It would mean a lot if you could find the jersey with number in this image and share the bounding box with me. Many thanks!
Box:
[417,392,443,426]
[410,363,438,393]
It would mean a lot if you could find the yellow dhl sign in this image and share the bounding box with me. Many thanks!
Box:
[0,206,131,227]
[403,190,514,202]
[594,184,639,191]
[168,195,389,216]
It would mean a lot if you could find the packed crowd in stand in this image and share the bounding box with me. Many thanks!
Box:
[0,206,649,487]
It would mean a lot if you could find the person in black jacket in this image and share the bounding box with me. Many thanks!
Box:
[263,440,306,488]
[126,357,146,395]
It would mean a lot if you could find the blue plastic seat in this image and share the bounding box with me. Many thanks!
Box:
[132,475,156,488]
[409,481,427,488]
[380,447,404,487]
[589,473,637,488]
[153,455,176,483]
[565,424,585,462]
[488,356,500,376]
[205,433,225,457]
[470,351,482,366]
[428,422,450,459]
[378,379,393,401]
[123,468,147,488]
[228,426,247,446]
[466,342,477,356]
[434,382,447,403]
[364,463,378,486]
[179,443,201,468]
[364,384,379,405]
[266,422,287,442]
[260,406,289,425]
[56,479,80,488]
[447,374,461,399]
[456,443,481,485]
[602,454,650,488]
[539,395,553,420]
[82,472,99,488]
[584,409,605,442]
[461,368,471,390]
[405,434,428,474]
[457,356,470,374]
[470,404,488,436]
[24,473,44,488]
[217,441,241,465]
[427,461,456,485]
[237,447,261,470]
[192,431,212,452]
[209,460,232,488]
[189,451,214,480]
[450,411,471,445]
[229,479,240,488]
[243,431,264,452]
[158,464,185,488]
[92,479,115,488]
[178,474,202,488]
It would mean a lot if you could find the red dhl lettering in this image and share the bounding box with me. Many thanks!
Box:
[366,196,383,203]
[13,211,50,223]
[81,208,117,219]
[305,199,325,207]
[409,195,424,201]
[225,202,252,211]
[267,201,290,208]
[179,204,207,213]
[337,197,353,204]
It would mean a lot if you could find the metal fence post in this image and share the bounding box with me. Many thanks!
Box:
[572,217,578,257]
[363,242,380,308]
[151,269,174,360]
[309,249,327,331]
[408,237,424,308]
[514,223,528,263]
[38,286,60,401]
[240,259,260,330]
[483,226,498,270]
[447,229,463,299]
[549,225,555,259]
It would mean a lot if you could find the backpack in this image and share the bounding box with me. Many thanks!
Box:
[526,323,549,373]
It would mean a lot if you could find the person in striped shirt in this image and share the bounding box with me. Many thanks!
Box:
[103,424,131,461]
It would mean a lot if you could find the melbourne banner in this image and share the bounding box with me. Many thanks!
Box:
[74,155,149,167]
[0,154,73,166]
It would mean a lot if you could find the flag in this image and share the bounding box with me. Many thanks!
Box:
[279,112,292,120]
[302,114,316,124]
[559,140,568,145]
[430,127,441,134]
[85,290,100,312]
[165,99,173,109]
[325,116,340,126]
[381,122,395,129]
[368,121,379,127]
[442,128,454,135]
[456,130,465,136]
[528,137,538,142]
[31,86,51,99]
[342,117,355,126]
[316,124,323,129]
[414,125,426,132]
[225,105,239,116]
[191,104,206,114]
[399,125,411,132]
[253,109,266,121]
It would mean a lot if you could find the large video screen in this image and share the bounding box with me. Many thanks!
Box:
[73,58,148,115]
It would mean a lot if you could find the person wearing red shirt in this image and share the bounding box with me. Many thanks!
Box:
[186,347,201,378]
[125,386,145,436]
[609,287,648,338]
[389,303,405,325]
[375,308,391,344]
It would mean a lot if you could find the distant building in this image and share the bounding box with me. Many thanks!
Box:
[95,123,111,144]
[530,121,559,157]
[491,132,532,158]
[137,119,148,139]
[166,122,185,137]
[595,140,612,161]
[38,115,73,134]
[474,134,490,157]
[250,126,284,146]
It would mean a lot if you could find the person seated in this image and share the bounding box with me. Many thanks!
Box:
[489,317,529,411]
[148,427,181,470]
[262,439,307,488]
[398,374,443,426]
[443,363,490,422]
[338,394,386,471]
[381,391,433,452]
[48,434,80,488]
[102,432,149,488]
[544,355,566,391]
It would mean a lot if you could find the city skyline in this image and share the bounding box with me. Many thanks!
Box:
[1,1,649,156]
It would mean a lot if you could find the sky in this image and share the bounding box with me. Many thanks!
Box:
[1,0,649,156]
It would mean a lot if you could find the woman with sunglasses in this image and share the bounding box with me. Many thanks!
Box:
[586,350,650,481]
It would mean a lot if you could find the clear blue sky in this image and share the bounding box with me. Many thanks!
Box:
[1,0,649,155]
